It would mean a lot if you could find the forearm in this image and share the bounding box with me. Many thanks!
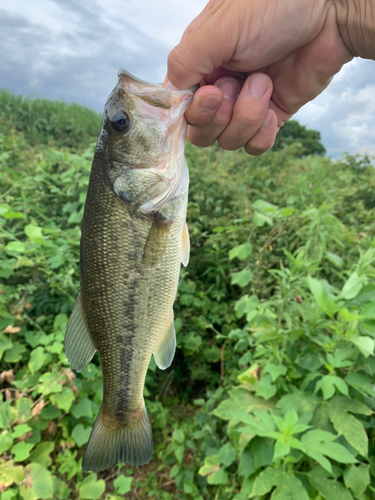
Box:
[335,0,375,59]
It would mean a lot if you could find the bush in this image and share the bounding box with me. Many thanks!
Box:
[1,93,375,499]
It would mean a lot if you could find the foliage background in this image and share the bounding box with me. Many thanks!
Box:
[1,90,375,499]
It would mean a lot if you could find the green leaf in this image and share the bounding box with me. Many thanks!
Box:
[72,424,91,447]
[326,252,343,268]
[300,429,357,470]
[71,396,93,419]
[350,336,374,357]
[11,424,32,439]
[235,294,259,318]
[300,430,336,473]
[203,345,221,362]
[113,475,133,494]
[4,341,27,363]
[328,395,372,416]
[319,442,358,464]
[199,454,220,477]
[25,224,44,244]
[315,375,349,399]
[37,371,62,395]
[218,442,237,467]
[328,407,368,456]
[29,442,55,467]
[253,212,273,227]
[25,330,50,348]
[207,467,228,485]
[0,204,24,219]
[229,242,253,261]
[238,450,255,478]
[213,390,269,420]
[0,332,13,359]
[5,241,25,254]
[256,374,277,400]
[79,474,106,500]
[235,409,276,437]
[307,276,337,317]
[278,207,296,217]
[20,464,54,500]
[28,346,47,373]
[264,364,287,382]
[339,272,365,300]
[50,387,75,413]
[250,466,282,496]
[231,269,253,287]
[271,473,309,500]
[172,429,185,444]
[11,441,34,462]
[343,464,370,496]
[0,460,25,488]
[0,430,13,454]
[346,373,375,397]
[274,438,291,459]
[308,466,354,500]
[0,400,16,429]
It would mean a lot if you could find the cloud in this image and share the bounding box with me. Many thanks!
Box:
[0,0,181,110]
[0,0,374,158]
[294,59,375,157]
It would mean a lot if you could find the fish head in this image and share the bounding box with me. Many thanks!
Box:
[100,70,197,213]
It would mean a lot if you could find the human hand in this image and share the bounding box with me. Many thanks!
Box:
[166,0,359,155]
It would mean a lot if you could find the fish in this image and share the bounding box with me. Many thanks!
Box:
[64,70,197,472]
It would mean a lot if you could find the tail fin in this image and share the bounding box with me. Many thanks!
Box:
[82,402,153,472]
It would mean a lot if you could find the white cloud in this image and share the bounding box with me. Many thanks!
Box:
[0,0,374,158]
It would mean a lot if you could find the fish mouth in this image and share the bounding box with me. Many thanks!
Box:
[118,69,199,93]
[117,69,198,110]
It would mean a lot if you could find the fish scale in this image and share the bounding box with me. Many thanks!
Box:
[64,70,196,471]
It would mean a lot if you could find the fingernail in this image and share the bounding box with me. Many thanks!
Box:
[218,79,238,100]
[200,95,221,113]
[260,112,272,130]
[164,79,178,90]
[249,75,269,98]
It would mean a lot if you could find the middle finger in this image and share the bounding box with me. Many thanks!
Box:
[218,73,273,150]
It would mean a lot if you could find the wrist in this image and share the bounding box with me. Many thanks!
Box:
[335,0,375,59]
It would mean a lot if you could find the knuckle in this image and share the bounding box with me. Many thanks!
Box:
[217,135,241,151]
[167,48,188,82]
[188,130,215,148]
[245,135,275,156]
[232,109,259,129]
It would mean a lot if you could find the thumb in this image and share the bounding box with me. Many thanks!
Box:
[167,3,236,89]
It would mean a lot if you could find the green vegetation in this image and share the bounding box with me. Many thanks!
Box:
[272,120,326,156]
[1,93,375,500]
[0,90,101,149]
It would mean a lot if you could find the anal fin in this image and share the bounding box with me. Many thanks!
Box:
[153,310,176,370]
[181,222,190,267]
[64,293,96,372]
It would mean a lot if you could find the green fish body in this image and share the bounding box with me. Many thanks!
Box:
[64,70,196,472]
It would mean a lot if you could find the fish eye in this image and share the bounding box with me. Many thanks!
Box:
[109,110,132,133]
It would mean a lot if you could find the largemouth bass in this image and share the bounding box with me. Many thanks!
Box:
[64,70,196,472]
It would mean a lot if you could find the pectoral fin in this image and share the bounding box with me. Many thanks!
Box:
[181,222,190,267]
[142,213,172,266]
[64,293,96,372]
[153,311,176,370]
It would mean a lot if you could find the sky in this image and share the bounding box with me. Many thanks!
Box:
[0,0,374,158]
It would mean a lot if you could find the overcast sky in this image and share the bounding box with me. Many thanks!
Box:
[1,0,374,158]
